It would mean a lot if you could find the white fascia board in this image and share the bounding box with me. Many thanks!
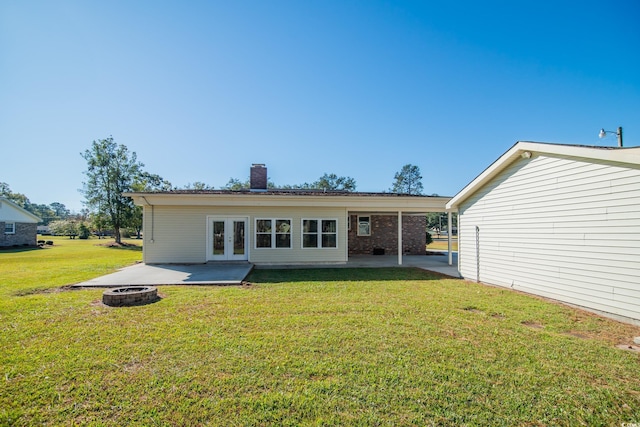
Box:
[124,193,451,213]
[446,141,640,211]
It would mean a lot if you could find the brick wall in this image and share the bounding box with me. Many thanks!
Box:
[0,222,38,247]
[347,214,426,255]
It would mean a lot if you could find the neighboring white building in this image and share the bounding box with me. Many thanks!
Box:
[446,142,640,323]
[0,197,41,247]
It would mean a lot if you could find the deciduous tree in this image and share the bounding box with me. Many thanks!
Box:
[129,172,173,239]
[312,173,356,191]
[81,137,143,244]
[183,181,214,190]
[0,182,30,209]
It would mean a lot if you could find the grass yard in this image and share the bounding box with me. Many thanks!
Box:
[427,238,458,252]
[1,238,639,426]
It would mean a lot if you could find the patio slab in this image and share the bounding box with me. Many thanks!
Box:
[71,262,254,288]
[346,252,460,277]
[71,252,460,288]
[256,252,460,278]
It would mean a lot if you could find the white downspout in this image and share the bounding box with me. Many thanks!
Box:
[398,211,403,265]
[141,196,154,244]
[457,212,461,273]
[447,211,452,266]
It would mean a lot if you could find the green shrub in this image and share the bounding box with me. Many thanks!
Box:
[425,232,433,246]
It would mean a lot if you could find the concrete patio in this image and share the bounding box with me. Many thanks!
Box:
[71,251,459,288]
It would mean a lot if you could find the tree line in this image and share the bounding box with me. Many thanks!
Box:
[4,137,428,244]
[0,182,74,225]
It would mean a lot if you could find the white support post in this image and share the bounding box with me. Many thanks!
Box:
[447,211,453,266]
[398,211,403,265]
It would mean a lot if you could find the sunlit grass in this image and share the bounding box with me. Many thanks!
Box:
[0,235,141,297]
[1,239,639,426]
[427,237,458,251]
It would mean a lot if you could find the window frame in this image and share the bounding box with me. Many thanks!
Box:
[4,222,15,234]
[301,218,338,249]
[254,218,292,249]
[357,215,371,236]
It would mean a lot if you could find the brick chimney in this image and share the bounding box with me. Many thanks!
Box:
[250,164,267,191]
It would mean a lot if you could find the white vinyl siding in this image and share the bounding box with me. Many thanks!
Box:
[458,154,640,321]
[0,200,40,223]
[143,205,347,264]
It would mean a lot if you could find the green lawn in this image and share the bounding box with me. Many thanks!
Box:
[1,238,639,426]
[427,237,458,251]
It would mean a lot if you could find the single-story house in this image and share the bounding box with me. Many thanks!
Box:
[446,142,640,323]
[125,164,451,266]
[0,197,41,247]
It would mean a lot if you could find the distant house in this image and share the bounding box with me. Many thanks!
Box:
[0,197,41,247]
[125,164,450,266]
[446,142,640,323]
[37,225,52,235]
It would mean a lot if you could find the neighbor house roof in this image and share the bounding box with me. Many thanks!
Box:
[0,197,42,223]
[446,141,640,211]
[124,190,452,213]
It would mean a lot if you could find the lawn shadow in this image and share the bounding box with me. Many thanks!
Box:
[247,267,451,284]
[0,246,42,253]
[103,244,143,252]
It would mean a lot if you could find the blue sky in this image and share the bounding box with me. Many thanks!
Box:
[1,0,638,212]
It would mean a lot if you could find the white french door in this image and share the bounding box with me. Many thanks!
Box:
[207,217,248,261]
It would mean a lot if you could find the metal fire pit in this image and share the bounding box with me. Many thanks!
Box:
[102,286,159,307]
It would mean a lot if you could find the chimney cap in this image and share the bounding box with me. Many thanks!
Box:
[252,163,265,167]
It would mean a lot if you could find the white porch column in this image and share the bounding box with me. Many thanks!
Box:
[398,210,403,265]
[447,211,453,266]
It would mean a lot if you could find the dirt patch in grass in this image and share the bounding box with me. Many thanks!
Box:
[12,286,71,297]
[522,321,544,329]
[95,241,139,248]
[616,344,640,353]
[563,331,591,339]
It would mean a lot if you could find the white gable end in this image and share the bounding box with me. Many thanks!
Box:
[453,145,640,323]
[0,199,40,223]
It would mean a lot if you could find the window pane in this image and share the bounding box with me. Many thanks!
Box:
[322,220,336,233]
[322,234,336,248]
[233,221,245,255]
[276,234,291,248]
[213,221,225,255]
[276,220,291,234]
[358,216,370,236]
[303,220,317,233]
[303,234,318,248]
[256,234,272,248]
[256,219,272,233]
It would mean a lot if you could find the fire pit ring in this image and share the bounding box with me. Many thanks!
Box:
[102,286,159,307]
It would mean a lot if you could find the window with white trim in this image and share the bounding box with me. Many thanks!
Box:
[4,222,15,234]
[255,219,291,248]
[302,219,337,248]
[357,216,371,236]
